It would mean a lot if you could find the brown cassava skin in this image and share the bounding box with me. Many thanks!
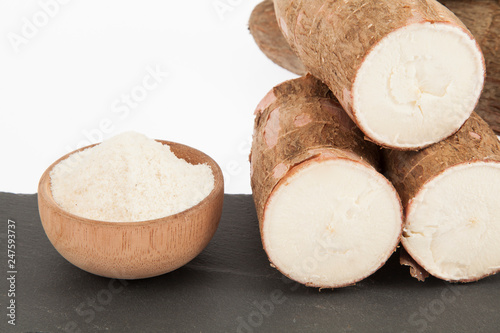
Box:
[251,76,401,287]
[250,0,500,134]
[250,0,307,76]
[440,0,500,134]
[249,0,307,75]
[250,75,380,225]
[400,247,430,282]
[273,0,480,147]
[384,112,500,205]
[383,112,500,281]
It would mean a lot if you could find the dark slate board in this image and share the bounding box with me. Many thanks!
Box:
[0,192,499,333]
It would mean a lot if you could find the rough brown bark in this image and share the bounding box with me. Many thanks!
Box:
[250,75,403,288]
[440,0,500,134]
[383,112,500,206]
[400,248,430,282]
[249,0,500,134]
[384,113,500,281]
[250,74,380,228]
[249,0,307,75]
[273,0,475,131]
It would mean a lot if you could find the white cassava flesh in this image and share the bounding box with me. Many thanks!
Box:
[251,76,403,288]
[263,159,403,287]
[384,113,500,282]
[250,0,500,135]
[273,0,486,149]
[353,23,484,149]
[403,162,500,281]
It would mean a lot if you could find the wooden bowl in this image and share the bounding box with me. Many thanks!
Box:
[38,141,224,279]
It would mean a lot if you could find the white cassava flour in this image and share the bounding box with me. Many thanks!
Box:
[50,132,215,222]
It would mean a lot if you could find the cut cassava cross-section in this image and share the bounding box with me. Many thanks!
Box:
[271,0,485,149]
[439,0,500,135]
[250,75,403,288]
[384,113,500,282]
[249,0,500,135]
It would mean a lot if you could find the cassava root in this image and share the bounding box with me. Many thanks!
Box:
[249,0,307,75]
[250,0,492,143]
[250,75,403,288]
[384,112,500,282]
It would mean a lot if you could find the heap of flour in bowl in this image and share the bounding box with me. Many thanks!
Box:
[50,132,215,222]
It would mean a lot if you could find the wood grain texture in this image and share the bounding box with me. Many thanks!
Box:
[1,193,500,331]
[37,141,224,279]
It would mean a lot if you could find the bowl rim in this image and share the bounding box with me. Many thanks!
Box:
[38,139,224,227]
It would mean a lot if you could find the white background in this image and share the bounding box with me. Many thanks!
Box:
[0,0,296,194]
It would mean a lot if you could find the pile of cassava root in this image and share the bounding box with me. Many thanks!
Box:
[249,0,500,288]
